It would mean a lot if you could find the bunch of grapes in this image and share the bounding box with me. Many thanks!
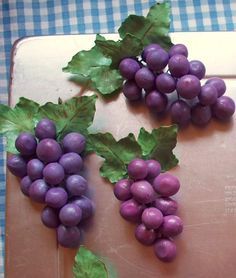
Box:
[114,158,183,262]
[119,43,235,127]
[7,119,94,248]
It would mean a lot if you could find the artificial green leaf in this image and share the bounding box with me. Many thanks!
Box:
[137,127,156,157]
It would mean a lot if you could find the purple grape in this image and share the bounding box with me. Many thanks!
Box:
[119,58,141,80]
[153,173,180,197]
[145,160,161,179]
[20,176,32,196]
[153,197,178,216]
[45,187,68,208]
[176,74,201,99]
[199,84,218,106]
[145,90,168,113]
[189,60,206,80]
[62,132,86,154]
[57,224,81,248]
[41,206,60,228]
[27,158,44,181]
[155,73,176,94]
[131,180,156,204]
[169,43,188,57]
[142,207,163,229]
[35,118,56,140]
[154,238,177,262]
[66,175,87,196]
[135,67,155,90]
[146,48,169,72]
[127,158,148,180]
[43,162,65,185]
[59,152,83,174]
[7,154,27,177]
[191,103,212,126]
[114,179,132,201]
[142,43,162,61]
[36,138,62,163]
[135,223,157,245]
[15,132,37,156]
[122,80,142,101]
[170,99,191,127]
[29,179,49,203]
[168,54,190,78]
[212,96,235,121]
[59,203,82,227]
[160,215,183,237]
[206,77,226,97]
[71,196,94,220]
[119,199,144,223]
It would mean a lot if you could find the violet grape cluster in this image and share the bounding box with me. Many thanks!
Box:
[119,43,235,126]
[113,158,183,262]
[7,119,94,249]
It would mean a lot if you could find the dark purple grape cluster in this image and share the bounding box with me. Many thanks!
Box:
[113,158,183,262]
[7,119,94,249]
[119,43,235,127]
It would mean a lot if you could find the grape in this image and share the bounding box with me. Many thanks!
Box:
[71,196,94,220]
[20,176,32,196]
[191,103,212,126]
[122,80,142,101]
[153,197,178,216]
[130,180,156,204]
[45,187,68,208]
[15,132,37,156]
[198,84,218,106]
[43,162,65,185]
[7,154,27,177]
[206,77,226,97]
[142,207,163,229]
[35,118,56,140]
[57,224,81,248]
[135,223,157,245]
[36,138,62,163]
[62,132,86,154]
[160,215,183,237]
[170,99,191,127]
[119,58,141,80]
[145,159,161,179]
[59,203,82,227]
[114,178,132,201]
[169,43,188,57]
[127,158,148,180]
[41,206,60,228]
[29,179,49,203]
[135,67,155,90]
[189,60,206,80]
[27,158,44,181]
[176,74,201,99]
[154,238,177,262]
[142,43,161,61]
[66,175,88,196]
[119,199,144,223]
[146,48,169,72]
[155,73,176,94]
[59,152,83,174]
[153,173,180,197]
[212,96,235,121]
[145,90,168,113]
[168,54,190,78]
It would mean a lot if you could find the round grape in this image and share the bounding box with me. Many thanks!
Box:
[141,43,162,61]
[114,179,132,201]
[45,187,68,208]
[59,152,83,174]
[66,175,87,196]
[160,215,183,237]
[153,197,178,216]
[122,80,142,101]
[170,99,191,127]
[145,90,168,113]
[189,60,206,80]
[145,159,161,179]
[119,199,144,223]
[199,84,218,106]
[169,43,188,57]
[212,96,235,121]
[36,138,62,163]
[155,73,176,94]
[131,180,156,204]
[154,238,177,262]
[43,162,64,185]
[191,103,212,126]
[41,206,60,228]
[59,203,82,227]
[35,118,56,140]
[135,223,157,245]
[146,48,169,72]
[135,67,155,90]
[27,158,44,181]
[206,77,226,97]
[20,176,32,196]
[15,132,37,156]
[142,207,163,229]
[153,173,180,197]
[71,196,94,220]
[29,179,49,203]
[119,58,141,80]
[7,154,27,177]
[128,158,148,180]
[57,224,81,248]
[168,54,190,78]
[176,74,201,99]
[62,132,86,154]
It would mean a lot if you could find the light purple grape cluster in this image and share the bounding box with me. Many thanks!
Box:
[113,158,183,262]
[119,43,235,127]
[7,119,94,249]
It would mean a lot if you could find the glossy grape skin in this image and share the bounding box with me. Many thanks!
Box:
[36,138,62,163]
[189,60,206,80]
[135,223,157,246]
[114,179,132,201]
[35,118,56,140]
[119,58,141,80]
[212,96,235,121]
[135,67,155,90]
[29,179,49,203]
[142,207,163,229]
[153,173,180,197]
[59,203,82,227]
[127,158,148,180]
[145,90,168,113]
[71,196,94,220]
[168,54,190,78]
[160,215,183,237]
[119,199,144,223]
[59,152,83,174]
[66,175,88,196]
[141,43,161,61]
[7,154,27,177]
[154,238,177,262]
[45,187,68,208]
[57,224,81,248]
[62,132,86,154]
[122,80,142,101]
[43,162,65,185]
[206,77,226,97]
[41,206,60,228]
[131,180,156,204]
[199,84,218,106]
[153,197,178,216]
[191,103,212,126]
[15,132,37,156]
[176,74,201,99]
[145,160,161,179]
[146,48,169,72]
[27,158,44,181]
[20,176,32,196]
[169,43,188,57]
[155,73,176,94]
[170,99,191,127]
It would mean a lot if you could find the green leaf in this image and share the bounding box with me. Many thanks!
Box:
[73,246,108,278]
[118,2,173,50]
